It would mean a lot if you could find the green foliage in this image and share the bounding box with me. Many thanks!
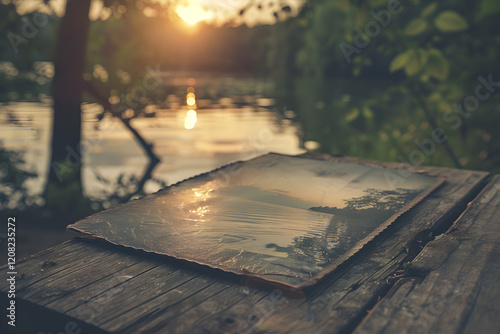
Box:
[434,11,468,32]
[266,0,500,173]
[0,145,38,210]
[404,18,427,36]
[391,48,449,81]
[404,49,422,76]
[425,48,449,81]
[390,51,410,72]
[345,108,360,122]
[0,4,57,101]
[422,3,437,17]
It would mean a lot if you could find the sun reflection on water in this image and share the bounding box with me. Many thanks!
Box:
[184,110,197,129]
[184,86,198,129]
[186,92,196,107]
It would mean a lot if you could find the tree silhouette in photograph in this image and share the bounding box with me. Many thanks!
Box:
[310,187,421,215]
[282,187,421,266]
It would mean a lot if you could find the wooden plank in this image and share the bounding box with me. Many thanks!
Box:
[353,175,500,334]
[0,239,77,289]
[0,292,112,334]
[188,289,278,334]
[124,283,271,333]
[44,259,158,312]
[17,248,147,307]
[0,157,490,334]
[98,275,218,332]
[115,281,233,333]
[0,238,75,271]
[0,239,106,291]
[65,260,199,328]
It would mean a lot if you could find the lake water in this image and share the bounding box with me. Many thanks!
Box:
[0,91,304,201]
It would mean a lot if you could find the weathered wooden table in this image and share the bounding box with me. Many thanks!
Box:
[1,155,499,334]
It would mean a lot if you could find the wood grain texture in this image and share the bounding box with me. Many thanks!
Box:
[0,156,492,334]
[354,175,500,334]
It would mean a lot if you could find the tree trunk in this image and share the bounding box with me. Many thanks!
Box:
[45,0,91,207]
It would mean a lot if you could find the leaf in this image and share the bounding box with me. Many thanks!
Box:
[405,50,421,76]
[425,48,449,80]
[404,18,428,36]
[362,107,374,119]
[345,108,360,122]
[434,11,468,32]
[389,51,410,72]
[422,3,437,17]
[416,49,429,66]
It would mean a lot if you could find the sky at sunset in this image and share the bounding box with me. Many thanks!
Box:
[11,0,305,26]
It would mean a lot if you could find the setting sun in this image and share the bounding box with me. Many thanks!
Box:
[176,3,212,25]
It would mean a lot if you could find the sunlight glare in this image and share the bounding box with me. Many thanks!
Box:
[176,3,212,25]
[184,109,197,129]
